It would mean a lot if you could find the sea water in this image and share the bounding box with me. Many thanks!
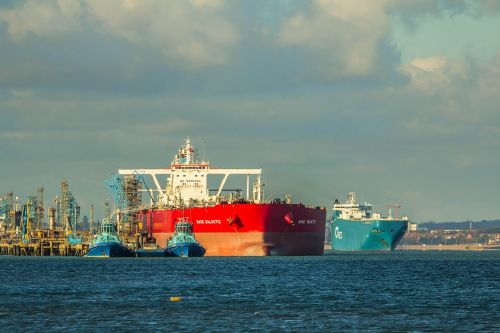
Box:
[0,251,498,332]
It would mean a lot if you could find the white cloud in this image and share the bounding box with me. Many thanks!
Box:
[0,0,239,70]
[409,56,448,72]
[0,0,82,39]
[275,0,498,79]
[86,0,238,69]
[400,56,468,92]
[278,0,391,77]
[0,131,34,140]
[190,0,225,9]
[396,52,500,141]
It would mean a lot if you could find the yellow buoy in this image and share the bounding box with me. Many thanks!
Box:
[169,296,183,302]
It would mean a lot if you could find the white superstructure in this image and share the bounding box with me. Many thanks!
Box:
[119,138,264,207]
[333,192,408,221]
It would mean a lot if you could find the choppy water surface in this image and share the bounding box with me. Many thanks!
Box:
[0,251,498,332]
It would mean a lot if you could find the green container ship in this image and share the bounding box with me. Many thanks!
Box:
[331,192,408,251]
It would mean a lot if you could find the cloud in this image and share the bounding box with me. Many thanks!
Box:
[393,52,500,145]
[409,56,448,72]
[275,0,500,80]
[1,0,496,93]
[87,0,239,69]
[2,1,500,221]
[400,56,468,92]
[0,130,34,140]
[277,0,391,78]
[476,53,500,95]
[468,0,500,16]
[0,0,239,70]
[401,53,500,107]
[0,0,82,40]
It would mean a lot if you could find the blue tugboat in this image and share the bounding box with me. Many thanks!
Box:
[166,218,206,257]
[331,192,408,251]
[85,219,133,257]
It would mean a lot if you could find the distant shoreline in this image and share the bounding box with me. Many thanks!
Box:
[398,244,500,251]
[324,244,500,251]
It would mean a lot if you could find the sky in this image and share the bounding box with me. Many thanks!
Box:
[1,0,500,223]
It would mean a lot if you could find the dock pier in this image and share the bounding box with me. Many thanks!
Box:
[0,238,89,256]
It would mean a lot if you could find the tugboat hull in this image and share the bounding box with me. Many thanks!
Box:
[85,242,134,257]
[166,242,206,257]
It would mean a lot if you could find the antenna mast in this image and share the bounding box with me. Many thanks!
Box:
[386,204,401,219]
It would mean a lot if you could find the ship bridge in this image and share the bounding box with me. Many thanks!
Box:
[118,138,264,207]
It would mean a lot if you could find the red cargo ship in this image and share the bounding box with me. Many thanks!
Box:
[119,139,326,256]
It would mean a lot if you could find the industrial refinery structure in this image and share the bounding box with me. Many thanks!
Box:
[0,180,88,256]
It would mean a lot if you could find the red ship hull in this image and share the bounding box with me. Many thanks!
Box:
[138,203,326,256]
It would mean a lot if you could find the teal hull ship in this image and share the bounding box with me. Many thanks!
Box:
[331,192,408,251]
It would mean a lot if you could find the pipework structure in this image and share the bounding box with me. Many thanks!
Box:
[0,184,88,256]
[56,179,80,233]
[105,174,143,235]
[0,193,13,233]
[21,195,39,241]
[36,187,44,229]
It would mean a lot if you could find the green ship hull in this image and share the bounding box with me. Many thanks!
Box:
[331,218,408,251]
